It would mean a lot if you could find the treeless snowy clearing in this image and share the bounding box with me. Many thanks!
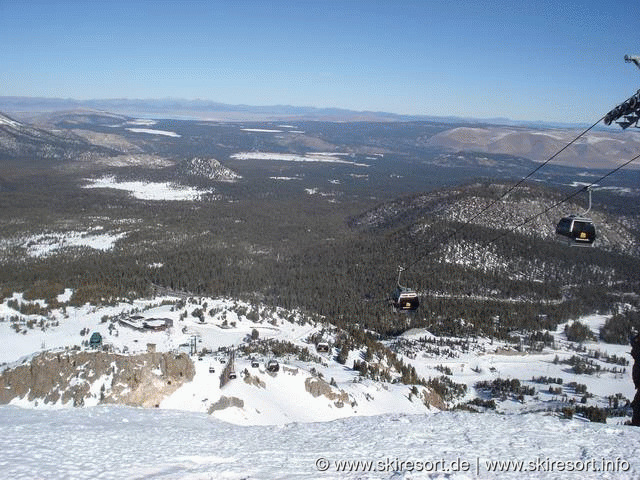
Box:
[84,176,213,201]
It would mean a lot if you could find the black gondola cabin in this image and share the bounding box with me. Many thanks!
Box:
[392,286,419,311]
[555,215,596,246]
[266,359,280,372]
[89,332,102,349]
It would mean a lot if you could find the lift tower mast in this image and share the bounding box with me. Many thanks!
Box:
[603,55,640,129]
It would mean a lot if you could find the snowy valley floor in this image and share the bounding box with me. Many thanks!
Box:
[1,405,640,480]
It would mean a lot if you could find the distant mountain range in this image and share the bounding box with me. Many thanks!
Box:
[0,96,600,129]
[3,104,639,174]
[426,125,640,170]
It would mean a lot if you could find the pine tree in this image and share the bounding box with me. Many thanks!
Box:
[337,344,349,365]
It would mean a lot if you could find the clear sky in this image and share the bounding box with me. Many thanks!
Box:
[1,0,639,123]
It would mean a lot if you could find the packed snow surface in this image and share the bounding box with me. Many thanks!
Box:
[1,289,639,478]
[84,176,212,200]
[1,406,639,480]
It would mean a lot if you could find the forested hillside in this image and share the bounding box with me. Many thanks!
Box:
[0,113,638,341]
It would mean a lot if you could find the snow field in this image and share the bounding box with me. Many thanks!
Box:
[0,293,437,424]
[230,151,370,167]
[2,292,640,478]
[0,406,639,479]
[84,176,213,201]
[396,314,635,418]
[0,228,126,258]
[0,291,637,427]
[126,127,180,137]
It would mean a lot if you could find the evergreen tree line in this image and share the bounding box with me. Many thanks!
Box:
[1,171,638,340]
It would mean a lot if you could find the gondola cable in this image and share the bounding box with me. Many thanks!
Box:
[385,55,640,310]
[386,151,639,311]
[387,115,640,311]
[456,116,605,231]
[486,152,640,245]
[399,116,605,276]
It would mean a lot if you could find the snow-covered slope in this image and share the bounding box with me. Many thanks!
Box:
[162,356,431,425]
[0,291,636,427]
[2,290,640,478]
[1,405,639,480]
[393,313,636,414]
[0,294,439,424]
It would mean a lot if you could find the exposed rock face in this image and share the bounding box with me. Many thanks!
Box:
[208,396,244,413]
[421,388,446,410]
[243,373,266,389]
[0,350,194,408]
[305,376,349,406]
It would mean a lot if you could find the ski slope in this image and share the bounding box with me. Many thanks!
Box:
[2,291,640,478]
[0,405,638,480]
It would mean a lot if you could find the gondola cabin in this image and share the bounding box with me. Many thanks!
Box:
[266,359,280,372]
[89,332,102,349]
[392,286,419,311]
[555,215,596,246]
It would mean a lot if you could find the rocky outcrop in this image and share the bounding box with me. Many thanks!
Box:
[243,373,266,389]
[208,395,244,413]
[421,388,446,410]
[305,376,349,407]
[0,350,194,408]
[176,157,240,181]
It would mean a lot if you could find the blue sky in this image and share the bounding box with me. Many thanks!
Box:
[1,0,638,122]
